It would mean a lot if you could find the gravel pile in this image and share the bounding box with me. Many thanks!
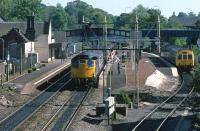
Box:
[0,87,36,121]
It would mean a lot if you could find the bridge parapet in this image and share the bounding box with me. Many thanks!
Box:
[65,28,200,45]
[66,28,130,38]
[66,28,200,38]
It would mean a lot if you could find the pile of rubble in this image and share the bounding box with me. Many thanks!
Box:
[0,95,13,107]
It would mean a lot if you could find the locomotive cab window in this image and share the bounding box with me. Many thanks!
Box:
[79,59,85,64]
[177,55,182,60]
[87,59,94,67]
[188,54,192,59]
[183,54,187,60]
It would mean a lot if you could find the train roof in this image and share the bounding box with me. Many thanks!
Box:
[72,51,103,60]
[177,49,194,53]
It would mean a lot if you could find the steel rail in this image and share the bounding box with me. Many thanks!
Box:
[0,70,71,131]
[13,77,72,130]
[41,92,76,131]
[156,87,194,131]
[132,75,185,131]
[14,78,73,130]
[64,87,93,131]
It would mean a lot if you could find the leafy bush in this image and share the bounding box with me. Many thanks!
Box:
[121,92,132,107]
[42,64,46,67]
[32,67,37,71]
[28,68,32,73]
[193,65,200,93]
[194,113,200,129]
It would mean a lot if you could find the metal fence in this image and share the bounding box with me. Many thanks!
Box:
[9,55,37,74]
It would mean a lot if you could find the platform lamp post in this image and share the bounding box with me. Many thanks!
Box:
[0,38,4,61]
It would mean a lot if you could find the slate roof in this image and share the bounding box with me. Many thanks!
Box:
[0,21,48,39]
[2,28,29,44]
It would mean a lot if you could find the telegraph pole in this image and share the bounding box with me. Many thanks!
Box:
[104,16,108,49]
[103,16,108,103]
[135,15,140,107]
[157,15,161,54]
[82,16,87,51]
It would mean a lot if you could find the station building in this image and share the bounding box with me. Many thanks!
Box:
[0,15,56,74]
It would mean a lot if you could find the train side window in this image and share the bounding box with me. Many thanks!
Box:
[178,55,182,60]
[188,54,192,59]
[183,54,187,60]
[79,59,85,64]
[87,59,94,67]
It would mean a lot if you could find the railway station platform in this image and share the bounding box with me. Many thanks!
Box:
[3,59,71,94]
[107,51,179,95]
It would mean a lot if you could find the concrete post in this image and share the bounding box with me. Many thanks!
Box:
[1,74,2,87]
[6,49,10,81]
[0,38,4,61]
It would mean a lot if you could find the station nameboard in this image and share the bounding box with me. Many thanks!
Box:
[105,96,115,115]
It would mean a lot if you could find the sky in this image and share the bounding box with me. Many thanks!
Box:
[42,0,200,18]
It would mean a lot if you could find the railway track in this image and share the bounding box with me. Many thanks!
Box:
[15,80,74,130]
[132,73,193,131]
[0,68,71,131]
[53,87,92,131]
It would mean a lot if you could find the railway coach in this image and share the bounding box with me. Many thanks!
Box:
[176,50,195,71]
[161,44,195,72]
[71,51,104,88]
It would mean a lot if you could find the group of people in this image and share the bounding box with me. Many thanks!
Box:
[108,50,129,74]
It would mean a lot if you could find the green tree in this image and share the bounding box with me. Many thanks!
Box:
[64,0,114,28]
[167,13,183,28]
[175,38,187,47]
[65,0,92,26]
[10,0,42,21]
[0,0,13,20]
[177,12,187,18]
[195,19,200,28]
[51,4,67,30]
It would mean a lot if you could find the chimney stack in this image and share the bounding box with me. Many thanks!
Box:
[25,14,35,41]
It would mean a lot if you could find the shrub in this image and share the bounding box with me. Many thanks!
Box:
[193,68,200,93]
[32,67,37,71]
[194,113,200,129]
[121,92,132,107]
[42,64,46,67]
[28,68,32,73]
